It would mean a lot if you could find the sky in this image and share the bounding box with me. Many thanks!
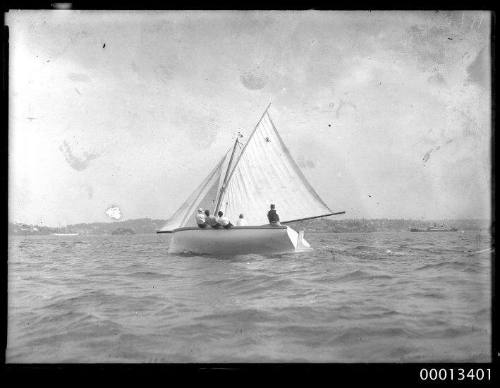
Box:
[7,10,491,226]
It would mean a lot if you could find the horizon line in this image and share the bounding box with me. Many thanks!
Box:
[9,216,492,229]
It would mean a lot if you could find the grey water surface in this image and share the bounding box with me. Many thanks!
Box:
[7,231,491,362]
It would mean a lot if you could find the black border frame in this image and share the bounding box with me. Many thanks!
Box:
[1,2,497,386]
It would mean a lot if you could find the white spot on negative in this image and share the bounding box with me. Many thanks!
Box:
[105,206,122,220]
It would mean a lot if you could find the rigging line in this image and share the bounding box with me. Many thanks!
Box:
[266,110,333,212]
[215,135,242,213]
[210,146,232,214]
[220,102,272,193]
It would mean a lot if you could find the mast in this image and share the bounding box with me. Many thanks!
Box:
[214,133,242,214]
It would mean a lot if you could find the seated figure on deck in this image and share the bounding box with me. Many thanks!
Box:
[195,208,207,228]
[216,211,233,229]
[267,204,281,226]
[205,209,220,228]
[236,213,247,226]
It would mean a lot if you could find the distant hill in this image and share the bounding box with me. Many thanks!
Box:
[9,218,165,236]
[9,217,491,236]
[111,227,136,235]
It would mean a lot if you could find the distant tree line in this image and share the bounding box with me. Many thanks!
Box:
[9,217,491,236]
[285,218,491,233]
[9,218,165,236]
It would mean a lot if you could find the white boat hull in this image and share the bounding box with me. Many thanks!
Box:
[164,226,311,255]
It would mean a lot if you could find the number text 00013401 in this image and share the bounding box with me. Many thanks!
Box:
[419,368,491,382]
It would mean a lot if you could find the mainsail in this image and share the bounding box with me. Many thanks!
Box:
[159,104,334,231]
[218,107,332,225]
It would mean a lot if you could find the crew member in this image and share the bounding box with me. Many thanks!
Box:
[195,208,207,228]
[205,209,220,228]
[216,211,233,229]
[236,213,247,226]
[267,204,281,226]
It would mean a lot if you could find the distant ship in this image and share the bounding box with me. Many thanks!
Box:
[52,233,79,236]
[409,224,458,232]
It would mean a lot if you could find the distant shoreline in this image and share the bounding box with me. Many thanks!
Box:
[9,218,491,236]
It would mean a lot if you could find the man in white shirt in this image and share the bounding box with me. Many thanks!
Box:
[236,214,247,226]
[195,208,207,228]
[216,211,233,229]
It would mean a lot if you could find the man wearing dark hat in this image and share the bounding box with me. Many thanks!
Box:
[267,204,281,226]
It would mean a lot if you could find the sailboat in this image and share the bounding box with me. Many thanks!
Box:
[157,103,345,255]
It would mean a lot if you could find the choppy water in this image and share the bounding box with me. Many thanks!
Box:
[7,231,491,362]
